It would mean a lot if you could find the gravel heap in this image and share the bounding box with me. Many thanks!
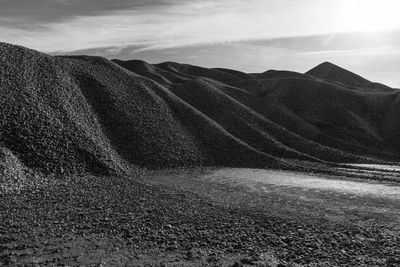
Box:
[1,42,400,178]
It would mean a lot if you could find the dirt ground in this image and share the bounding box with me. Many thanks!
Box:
[1,168,400,266]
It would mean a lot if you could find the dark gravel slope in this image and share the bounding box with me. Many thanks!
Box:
[2,42,400,178]
[0,42,284,177]
[115,58,400,163]
[0,43,126,175]
[57,55,208,168]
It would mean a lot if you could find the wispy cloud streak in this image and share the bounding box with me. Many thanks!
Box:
[4,0,397,53]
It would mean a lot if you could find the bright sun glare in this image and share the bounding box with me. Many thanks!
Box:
[339,0,400,32]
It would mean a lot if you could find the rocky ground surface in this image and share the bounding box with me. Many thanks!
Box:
[1,168,400,266]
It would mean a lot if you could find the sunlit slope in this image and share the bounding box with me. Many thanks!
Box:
[0,43,125,175]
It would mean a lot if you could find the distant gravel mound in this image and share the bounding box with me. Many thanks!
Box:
[307,62,369,85]
[307,61,393,92]
[1,42,400,177]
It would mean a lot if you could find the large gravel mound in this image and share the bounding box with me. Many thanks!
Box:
[2,42,400,176]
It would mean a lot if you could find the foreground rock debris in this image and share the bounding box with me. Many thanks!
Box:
[1,42,400,266]
[1,171,400,266]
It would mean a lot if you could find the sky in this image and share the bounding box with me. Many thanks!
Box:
[1,0,400,87]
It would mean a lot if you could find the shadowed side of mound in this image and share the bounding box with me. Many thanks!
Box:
[264,78,400,156]
[57,55,209,169]
[69,56,287,169]
[114,59,395,163]
[181,79,371,163]
[106,60,292,168]
[225,75,400,161]
[169,79,319,162]
[150,80,289,169]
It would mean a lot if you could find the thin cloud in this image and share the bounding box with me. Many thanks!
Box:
[3,0,395,53]
[297,47,400,57]
[297,50,354,56]
[0,0,170,23]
